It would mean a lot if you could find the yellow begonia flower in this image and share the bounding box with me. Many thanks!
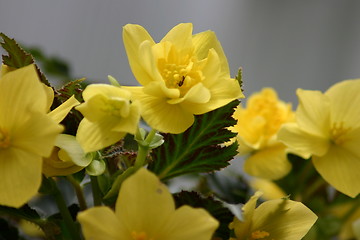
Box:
[122,23,244,133]
[0,64,63,207]
[76,84,141,153]
[230,192,317,240]
[43,134,91,177]
[230,88,295,179]
[78,168,219,240]
[278,80,360,197]
[250,178,286,200]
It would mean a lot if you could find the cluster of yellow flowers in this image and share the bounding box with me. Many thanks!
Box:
[1,22,359,240]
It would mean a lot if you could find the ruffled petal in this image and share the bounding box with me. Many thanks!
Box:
[251,199,317,240]
[82,84,131,101]
[313,146,360,197]
[278,123,329,159]
[192,30,230,74]
[244,144,291,180]
[115,169,175,238]
[112,101,141,134]
[123,24,156,86]
[296,89,331,137]
[0,148,42,207]
[161,206,219,240]
[77,206,126,240]
[160,23,193,56]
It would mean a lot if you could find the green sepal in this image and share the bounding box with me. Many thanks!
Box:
[86,158,106,176]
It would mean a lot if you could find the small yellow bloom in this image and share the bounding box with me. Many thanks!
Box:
[278,80,360,197]
[230,192,317,240]
[76,84,141,153]
[122,23,244,133]
[78,168,219,240]
[230,88,294,179]
[0,64,63,207]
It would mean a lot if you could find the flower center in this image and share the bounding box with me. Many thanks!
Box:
[131,231,154,240]
[0,128,11,149]
[251,230,270,239]
[330,122,351,145]
[157,58,203,97]
[102,97,130,118]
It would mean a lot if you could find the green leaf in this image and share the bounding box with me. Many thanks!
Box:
[0,33,34,68]
[56,78,86,103]
[148,100,239,181]
[174,191,233,239]
[235,67,243,92]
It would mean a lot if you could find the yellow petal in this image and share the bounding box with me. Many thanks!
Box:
[250,179,286,200]
[160,23,193,56]
[48,95,80,123]
[0,65,48,127]
[192,30,230,74]
[251,199,317,240]
[313,146,360,197]
[115,168,175,238]
[78,206,126,240]
[278,123,329,159]
[76,118,126,153]
[0,148,42,207]
[82,84,131,102]
[326,79,360,129]
[232,192,263,240]
[111,102,141,134]
[12,111,63,157]
[123,24,156,86]
[295,89,331,137]
[168,82,211,105]
[138,40,163,83]
[244,144,291,180]
[162,206,219,240]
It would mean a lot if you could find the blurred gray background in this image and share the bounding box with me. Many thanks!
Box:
[1,0,360,104]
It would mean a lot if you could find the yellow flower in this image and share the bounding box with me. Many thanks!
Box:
[76,84,141,153]
[42,134,92,177]
[0,64,63,207]
[230,88,294,179]
[278,80,360,197]
[122,23,244,133]
[78,168,219,240]
[230,192,317,240]
[250,178,286,200]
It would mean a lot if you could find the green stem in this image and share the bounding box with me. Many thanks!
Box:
[66,175,87,211]
[133,128,157,170]
[302,176,327,202]
[49,178,81,240]
[90,176,102,206]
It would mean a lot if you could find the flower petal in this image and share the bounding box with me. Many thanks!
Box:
[192,30,230,74]
[48,95,80,123]
[78,206,126,240]
[162,206,219,240]
[0,148,42,207]
[278,123,329,159]
[123,24,156,86]
[313,146,360,197]
[244,144,291,180]
[325,79,360,129]
[76,118,126,153]
[12,111,63,157]
[160,23,193,56]
[295,89,331,137]
[115,168,175,238]
[251,199,317,240]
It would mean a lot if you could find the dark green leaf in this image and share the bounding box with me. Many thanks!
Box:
[174,191,233,239]
[56,78,85,103]
[149,100,239,181]
[0,33,34,68]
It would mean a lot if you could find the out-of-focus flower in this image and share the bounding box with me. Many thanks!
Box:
[76,84,140,153]
[0,64,63,207]
[250,178,286,200]
[278,80,360,197]
[43,134,92,177]
[78,168,219,240]
[122,23,244,134]
[229,192,317,240]
[229,88,294,179]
